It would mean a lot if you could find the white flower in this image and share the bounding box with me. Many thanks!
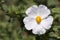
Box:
[23,5,53,35]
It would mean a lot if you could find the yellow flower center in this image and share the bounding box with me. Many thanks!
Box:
[35,16,42,24]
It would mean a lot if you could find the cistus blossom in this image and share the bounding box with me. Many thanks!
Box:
[23,5,53,35]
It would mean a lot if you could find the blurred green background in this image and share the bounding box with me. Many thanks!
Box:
[0,0,60,40]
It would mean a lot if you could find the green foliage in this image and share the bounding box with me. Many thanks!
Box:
[0,0,60,40]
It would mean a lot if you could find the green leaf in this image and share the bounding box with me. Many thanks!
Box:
[53,26,60,32]
[52,8,60,13]
[49,25,60,39]
[49,32,60,39]
[47,0,56,6]
[2,4,8,12]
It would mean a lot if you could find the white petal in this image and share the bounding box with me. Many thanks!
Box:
[39,5,47,9]
[32,30,38,34]
[32,26,39,34]
[40,16,53,30]
[25,24,34,30]
[23,17,37,30]
[39,28,46,35]
[46,26,51,29]
[32,25,46,35]
[26,5,38,16]
[37,5,50,19]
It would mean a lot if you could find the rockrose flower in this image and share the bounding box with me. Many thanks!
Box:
[23,5,53,35]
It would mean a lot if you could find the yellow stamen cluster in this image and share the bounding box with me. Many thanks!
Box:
[36,16,42,24]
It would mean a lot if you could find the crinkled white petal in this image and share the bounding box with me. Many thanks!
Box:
[39,5,47,9]
[37,5,50,19]
[39,28,46,35]
[40,16,53,30]
[32,25,46,35]
[26,5,38,16]
[23,16,37,30]
[32,26,40,34]
[25,5,50,19]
